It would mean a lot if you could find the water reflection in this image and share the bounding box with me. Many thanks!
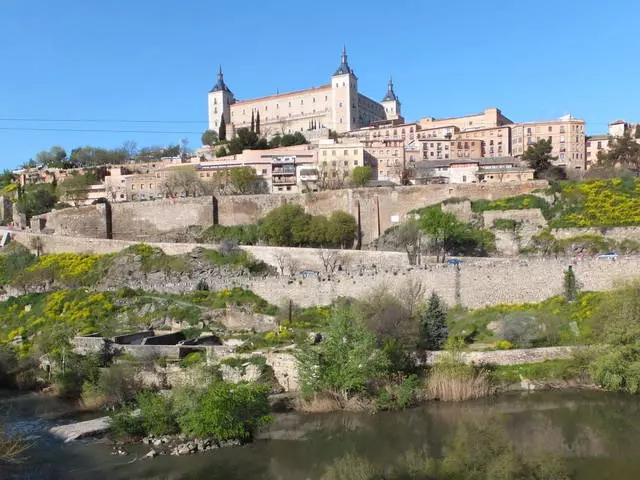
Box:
[6,391,640,479]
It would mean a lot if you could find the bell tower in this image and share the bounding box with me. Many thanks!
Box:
[207,66,235,132]
[381,76,401,121]
[331,47,358,133]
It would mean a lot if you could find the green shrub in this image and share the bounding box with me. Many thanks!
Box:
[110,409,146,438]
[137,391,179,436]
[180,351,205,369]
[472,194,549,214]
[492,218,521,231]
[198,224,261,245]
[375,374,420,411]
[175,382,272,441]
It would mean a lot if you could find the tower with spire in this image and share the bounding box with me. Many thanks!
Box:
[207,66,235,132]
[381,76,401,121]
[331,46,358,133]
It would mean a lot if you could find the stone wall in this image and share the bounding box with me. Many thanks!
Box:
[35,181,547,244]
[110,197,214,241]
[6,230,640,310]
[425,346,577,366]
[552,226,640,243]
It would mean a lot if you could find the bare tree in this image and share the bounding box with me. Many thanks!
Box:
[318,249,345,275]
[398,278,426,318]
[396,220,423,265]
[273,252,291,276]
[286,256,300,276]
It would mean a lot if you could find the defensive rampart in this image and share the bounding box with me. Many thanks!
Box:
[6,230,640,310]
[35,181,547,244]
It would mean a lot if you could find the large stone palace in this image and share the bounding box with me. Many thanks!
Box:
[207,48,402,137]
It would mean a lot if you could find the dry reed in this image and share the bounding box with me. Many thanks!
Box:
[424,363,496,402]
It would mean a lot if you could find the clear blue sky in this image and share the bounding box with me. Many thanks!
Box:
[1,0,638,169]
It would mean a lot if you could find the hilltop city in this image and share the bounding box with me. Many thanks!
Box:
[4,48,639,212]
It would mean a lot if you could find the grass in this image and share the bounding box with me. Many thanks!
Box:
[490,358,587,383]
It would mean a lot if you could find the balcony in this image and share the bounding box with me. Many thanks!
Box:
[272,176,297,185]
[272,167,296,175]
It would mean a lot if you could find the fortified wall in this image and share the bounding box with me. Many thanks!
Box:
[6,230,640,310]
[34,181,547,244]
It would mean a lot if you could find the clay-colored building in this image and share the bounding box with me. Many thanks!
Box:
[364,138,406,184]
[510,115,586,170]
[585,134,611,168]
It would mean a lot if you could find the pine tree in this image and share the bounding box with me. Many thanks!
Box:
[419,292,448,350]
[256,111,261,135]
[250,111,255,133]
[219,114,226,141]
[563,266,578,302]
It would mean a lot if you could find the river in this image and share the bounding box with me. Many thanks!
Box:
[3,390,640,479]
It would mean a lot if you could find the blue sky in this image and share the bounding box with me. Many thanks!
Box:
[1,0,638,169]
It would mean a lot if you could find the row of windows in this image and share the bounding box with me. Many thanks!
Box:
[321,160,360,167]
[322,149,361,156]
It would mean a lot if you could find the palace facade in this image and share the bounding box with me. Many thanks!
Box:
[207,48,402,137]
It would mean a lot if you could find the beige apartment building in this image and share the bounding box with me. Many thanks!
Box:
[207,49,401,137]
[585,134,611,168]
[417,108,513,132]
[363,138,406,183]
[413,158,533,185]
[452,125,511,158]
[422,138,451,160]
[510,115,586,169]
[451,139,483,160]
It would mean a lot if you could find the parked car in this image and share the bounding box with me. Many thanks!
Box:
[299,270,320,277]
[598,252,618,260]
[447,258,463,265]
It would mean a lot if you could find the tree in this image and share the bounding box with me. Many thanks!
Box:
[229,166,263,194]
[261,204,311,246]
[360,288,413,345]
[121,141,138,159]
[219,115,227,141]
[522,139,557,178]
[161,169,209,197]
[418,292,448,350]
[250,111,255,133]
[635,124,640,139]
[215,146,227,157]
[419,207,461,263]
[255,111,261,135]
[202,130,218,146]
[598,132,640,172]
[396,220,423,265]
[297,306,389,401]
[16,184,57,220]
[563,266,578,301]
[317,249,346,275]
[351,165,373,187]
[35,146,68,168]
[57,172,100,206]
[327,211,357,248]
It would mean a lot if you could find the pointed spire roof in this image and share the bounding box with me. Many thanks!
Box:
[334,46,354,75]
[210,65,233,94]
[382,76,398,102]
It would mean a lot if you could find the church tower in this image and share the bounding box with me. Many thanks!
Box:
[331,47,358,133]
[381,77,401,121]
[207,66,235,132]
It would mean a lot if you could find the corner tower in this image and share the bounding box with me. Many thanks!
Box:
[207,66,235,132]
[331,47,358,133]
[381,77,401,121]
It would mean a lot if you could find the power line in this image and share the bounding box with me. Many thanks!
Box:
[0,127,202,134]
[0,117,206,124]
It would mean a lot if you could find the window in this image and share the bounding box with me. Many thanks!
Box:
[344,150,348,155]
[332,150,336,156]
[462,175,467,182]
[354,161,359,166]
[353,149,358,155]
[548,126,552,132]
[560,136,566,143]
[597,141,602,149]
[300,99,303,105]
[323,150,327,156]
[344,160,348,166]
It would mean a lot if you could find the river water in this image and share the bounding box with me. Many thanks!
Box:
[3,390,640,479]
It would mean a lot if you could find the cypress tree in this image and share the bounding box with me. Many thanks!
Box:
[256,111,261,135]
[419,292,448,350]
[563,266,578,301]
[219,114,226,141]
[250,111,255,133]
